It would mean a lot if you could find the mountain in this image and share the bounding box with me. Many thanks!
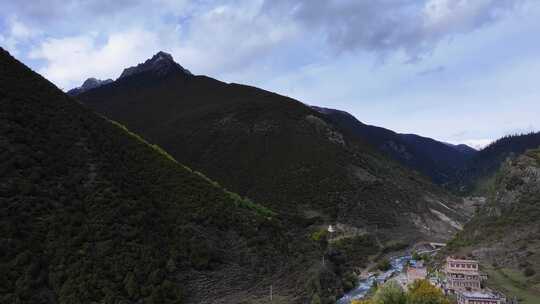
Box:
[453,132,540,193]
[445,143,477,156]
[73,52,468,243]
[119,51,192,80]
[311,106,477,186]
[447,147,540,303]
[67,77,113,96]
[0,48,312,303]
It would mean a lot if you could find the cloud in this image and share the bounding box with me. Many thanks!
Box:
[171,1,300,75]
[23,0,301,88]
[29,29,163,89]
[449,138,493,150]
[262,0,523,61]
[3,0,531,92]
[4,0,526,87]
[417,65,445,76]
[0,16,40,55]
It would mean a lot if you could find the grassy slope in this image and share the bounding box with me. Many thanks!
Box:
[483,265,540,304]
[0,48,308,303]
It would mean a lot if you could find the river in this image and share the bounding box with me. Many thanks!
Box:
[336,255,411,304]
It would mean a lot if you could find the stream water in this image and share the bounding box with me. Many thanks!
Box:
[336,255,411,304]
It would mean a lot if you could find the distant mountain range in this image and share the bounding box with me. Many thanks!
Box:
[70,72,481,191]
[72,51,468,242]
[67,77,113,96]
[311,106,477,186]
[452,132,540,193]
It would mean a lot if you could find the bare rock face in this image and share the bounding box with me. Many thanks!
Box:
[118,51,192,80]
[67,78,113,96]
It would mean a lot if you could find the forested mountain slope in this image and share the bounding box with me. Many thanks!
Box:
[447,147,540,303]
[312,106,476,186]
[452,132,540,193]
[74,52,468,242]
[0,48,307,304]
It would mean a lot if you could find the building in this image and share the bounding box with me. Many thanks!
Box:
[444,257,482,293]
[407,260,427,283]
[457,290,504,304]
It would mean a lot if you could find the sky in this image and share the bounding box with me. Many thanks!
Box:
[1,0,540,149]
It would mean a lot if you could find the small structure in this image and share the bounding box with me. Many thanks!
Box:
[456,290,504,304]
[406,260,427,285]
[444,257,483,293]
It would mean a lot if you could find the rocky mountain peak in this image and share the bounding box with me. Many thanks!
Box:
[67,77,113,96]
[118,51,192,80]
[82,77,113,89]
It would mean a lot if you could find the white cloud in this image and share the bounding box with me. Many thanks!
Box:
[29,29,163,89]
[0,34,17,55]
[171,1,299,76]
[263,0,524,61]
[447,139,493,150]
[0,17,39,56]
[26,0,300,88]
[422,0,520,34]
[9,17,37,39]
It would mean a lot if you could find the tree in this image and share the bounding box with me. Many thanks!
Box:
[311,293,322,304]
[123,272,139,299]
[166,258,176,273]
[311,228,329,250]
[377,259,392,271]
[524,267,535,277]
[407,279,450,304]
[372,280,406,304]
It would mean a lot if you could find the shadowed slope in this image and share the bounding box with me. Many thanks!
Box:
[311,106,476,186]
[76,52,468,242]
[0,48,306,303]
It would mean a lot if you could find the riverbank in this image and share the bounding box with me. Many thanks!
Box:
[336,255,412,304]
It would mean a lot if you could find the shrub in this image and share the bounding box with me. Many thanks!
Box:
[311,229,329,242]
[377,259,392,271]
[311,293,321,304]
[371,280,406,304]
[524,267,535,277]
[407,279,450,304]
[343,272,358,291]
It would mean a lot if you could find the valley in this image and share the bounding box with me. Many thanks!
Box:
[1,47,539,304]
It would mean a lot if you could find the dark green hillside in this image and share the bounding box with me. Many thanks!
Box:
[447,147,540,303]
[311,106,476,186]
[76,53,467,243]
[0,48,304,303]
[453,132,540,194]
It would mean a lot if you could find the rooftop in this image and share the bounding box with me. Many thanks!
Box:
[447,257,479,263]
[460,290,502,299]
